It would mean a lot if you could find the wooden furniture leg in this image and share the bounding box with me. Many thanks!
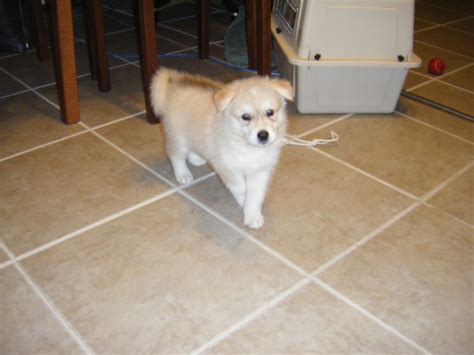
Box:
[50,0,80,124]
[85,0,111,92]
[197,0,210,59]
[82,0,97,80]
[256,0,272,75]
[137,0,160,124]
[244,0,257,69]
[31,0,49,61]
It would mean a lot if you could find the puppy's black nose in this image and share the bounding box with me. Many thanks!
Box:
[257,130,269,143]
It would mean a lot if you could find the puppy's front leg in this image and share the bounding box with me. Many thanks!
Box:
[244,170,271,229]
[220,171,246,208]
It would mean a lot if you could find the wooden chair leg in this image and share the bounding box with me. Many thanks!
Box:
[82,0,97,81]
[137,0,160,124]
[244,0,257,69]
[50,0,80,124]
[31,0,49,61]
[197,0,210,59]
[256,0,272,75]
[85,0,111,92]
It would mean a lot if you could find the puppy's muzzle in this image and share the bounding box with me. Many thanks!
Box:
[257,130,269,144]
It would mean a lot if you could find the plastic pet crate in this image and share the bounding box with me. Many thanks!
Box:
[272,0,421,113]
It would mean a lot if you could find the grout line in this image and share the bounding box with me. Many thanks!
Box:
[105,27,135,36]
[182,188,429,354]
[295,114,353,139]
[84,124,178,188]
[3,171,216,269]
[434,79,474,94]
[0,52,22,60]
[423,201,474,229]
[309,146,419,201]
[311,201,421,276]
[13,190,176,263]
[103,11,135,28]
[0,242,94,354]
[0,110,147,163]
[0,259,14,269]
[414,15,474,34]
[394,111,474,145]
[158,23,198,39]
[414,39,474,60]
[311,276,432,355]
[158,8,224,25]
[0,67,60,109]
[178,189,310,276]
[0,88,32,100]
[417,1,471,16]
[0,130,89,163]
[191,277,312,354]
[420,161,474,202]
[1,60,135,101]
[407,62,474,92]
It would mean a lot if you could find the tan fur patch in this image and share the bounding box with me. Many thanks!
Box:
[171,73,223,91]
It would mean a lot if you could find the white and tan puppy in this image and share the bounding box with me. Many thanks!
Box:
[150,68,292,229]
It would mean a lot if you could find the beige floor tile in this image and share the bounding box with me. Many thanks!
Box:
[411,80,474,116]
[414,18,436,31]
[320,205,474,354]
[212,283,419,354]
[0,250,8,264]
[186,146,413,272]
[164,12,232,42]
[21,194,299,354]
[0,133,169,256]
[415,26,474,57]
[395,97,474,142]
[403,71,431,90]
[157,2,200,22]
[286,102,345,136]
[0,41,122,88]
[74,13,133,40]
[418,0,474,14]
[156,25,197,47]
[415,2,467,24]
[0,267,82,354]
[440,63,474,91]
[428,166,474,224]
[97,115,213,183]
[447,17,474,34]
[310,114,473,196]
[38,64,146,127]
[0,92,85,159]
[412,42,473,77]
[0,70,26,97]
[106,29,188,59]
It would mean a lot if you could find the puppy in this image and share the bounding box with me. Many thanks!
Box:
[150,68,292,229]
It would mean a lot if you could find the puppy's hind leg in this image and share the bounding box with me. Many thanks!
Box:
[188,152,207,166]
[167,142,194,185]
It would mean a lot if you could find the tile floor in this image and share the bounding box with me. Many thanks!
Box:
[0,1,473,354]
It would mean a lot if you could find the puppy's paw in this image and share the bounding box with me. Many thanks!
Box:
[188,152,207,166]
[176,171,194,185]
[244,213,264,229]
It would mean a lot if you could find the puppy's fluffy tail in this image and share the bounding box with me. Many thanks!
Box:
[150,68,174,117]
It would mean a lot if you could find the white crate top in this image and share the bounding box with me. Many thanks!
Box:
[273,0,416,62]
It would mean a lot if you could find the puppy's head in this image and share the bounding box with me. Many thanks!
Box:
[214,77,293,147]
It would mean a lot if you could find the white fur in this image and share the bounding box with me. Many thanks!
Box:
[150,68,292,229]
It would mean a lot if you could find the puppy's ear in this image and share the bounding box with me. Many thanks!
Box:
[269,78,293,101]
[213,87,235,112]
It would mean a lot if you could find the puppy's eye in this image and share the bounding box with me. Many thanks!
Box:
[266,109,275,117]
[241,113,251,121]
